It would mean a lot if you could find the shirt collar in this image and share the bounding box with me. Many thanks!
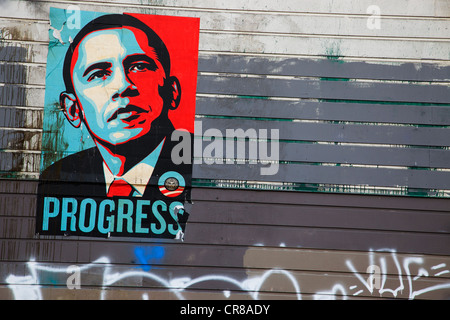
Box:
[103,138,165,197]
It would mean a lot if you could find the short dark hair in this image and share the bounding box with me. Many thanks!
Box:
[62,13,171,94]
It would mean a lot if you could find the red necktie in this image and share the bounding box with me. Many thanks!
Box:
[107,178,134,197]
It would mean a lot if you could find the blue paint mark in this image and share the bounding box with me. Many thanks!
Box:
[134,246,165,271]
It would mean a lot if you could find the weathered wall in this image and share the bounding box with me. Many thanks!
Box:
[0,0,449,300]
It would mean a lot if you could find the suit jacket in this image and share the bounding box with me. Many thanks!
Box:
[36,130,192,238]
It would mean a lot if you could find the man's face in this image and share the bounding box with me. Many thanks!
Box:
[71,27,166,146]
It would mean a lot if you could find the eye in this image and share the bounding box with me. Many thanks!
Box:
[87,70,111,82]
[128,61,156,73]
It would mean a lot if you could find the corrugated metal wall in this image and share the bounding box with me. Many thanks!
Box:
[1,0,449,300]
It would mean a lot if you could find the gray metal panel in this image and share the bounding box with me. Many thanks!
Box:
[184,223,450,255]
[0,107,42,129]
[1,219,448,256]
[0,62,27,84]
[0,45,28,63]
[193,162,450,189]
[197,74,450,103]
[0,152,22,171]
[277,143,447,168]
[197,141,450,169]
[189,201,450,233]
[0,130,42,151]
[195,96,450,126]
[0,85,26,106]
[197,118,450,147]
[198,54,450,82]
[191,187,450,212]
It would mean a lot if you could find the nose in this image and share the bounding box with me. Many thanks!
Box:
[111,68,138,101]
[111,85,139,101]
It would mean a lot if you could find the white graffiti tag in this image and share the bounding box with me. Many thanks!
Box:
[5,257,301,300]
[345,249,450,299]
[6,249,450,300]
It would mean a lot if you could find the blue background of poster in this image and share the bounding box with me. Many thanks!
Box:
[41,7,109,172]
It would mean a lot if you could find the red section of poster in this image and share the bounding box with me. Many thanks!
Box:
[128,13,200,133]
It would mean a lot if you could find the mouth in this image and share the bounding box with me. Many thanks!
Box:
[107,105,149,123]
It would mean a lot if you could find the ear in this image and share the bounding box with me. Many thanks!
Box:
[167,76,181,110]
[60,92,82,128]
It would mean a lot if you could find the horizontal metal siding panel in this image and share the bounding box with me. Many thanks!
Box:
[0,62,46,86]
[2,2,449,37]
[198,32,450,60]
[197,74,450,104]
[1,217,449,256]
[183,223,450,255]
[0,85,26,106]
[193,162,450,190]
[189,201,450,234]
[196,97,450,126]
[197,118,450,147]
[0,85,44,108]
[195,141,450,169]
[3,0,448,18]
[191,187,450,212]
[2,32,450,64]
[3,6,450,41]
[198,54,450,82]
[0,152,40,174]
[0,130,41,151]
[3,15,450,44]
[0,107,43,129]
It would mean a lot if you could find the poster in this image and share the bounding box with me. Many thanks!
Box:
[36,8,200,239]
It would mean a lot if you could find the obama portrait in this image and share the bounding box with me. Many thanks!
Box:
[37,12,199,239]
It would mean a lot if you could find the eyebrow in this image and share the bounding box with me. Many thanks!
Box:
[82,62,112,77]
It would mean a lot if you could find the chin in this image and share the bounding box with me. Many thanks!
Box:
[107,130,139,145]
